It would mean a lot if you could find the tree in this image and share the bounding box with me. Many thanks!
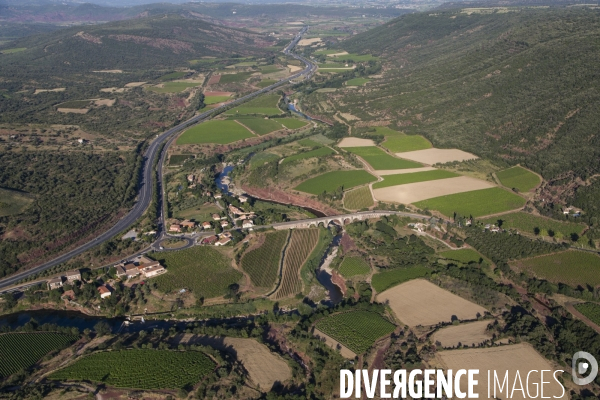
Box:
[2,292,17,310]
[94,321,111,336]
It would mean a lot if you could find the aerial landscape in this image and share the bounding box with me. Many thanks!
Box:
[0,0,599,398]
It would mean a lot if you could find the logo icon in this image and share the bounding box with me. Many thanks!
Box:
[572,351,598,386]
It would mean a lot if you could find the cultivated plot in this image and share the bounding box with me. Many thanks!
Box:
[376,279,487,327]
[294,170,377,195]
[338,137,375,147]
[432,320,493,348]
[438,249,482,264]
[345,146,423,170]
[395,148,478,164]
[372,170,459,189]
[371,266,430,293]
[176,120,253,145]
[237,117,283,136]
[343,186,374,210]
[241,231,289,288]
[480,212,586,238]
[281,147,335,165]
[273,229,319,299]
[496,166,541,192]
[382,135,432,153]
[338,256,370,277]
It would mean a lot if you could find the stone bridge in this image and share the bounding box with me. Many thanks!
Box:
[271,210,435,230]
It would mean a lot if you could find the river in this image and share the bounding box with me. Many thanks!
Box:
[315,234,343,305]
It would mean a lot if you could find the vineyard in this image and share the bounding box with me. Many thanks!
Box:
[0,332,78,378]
[438,249,482,264]
[343,186,374,210]
[241,231,289,288]
[574,303,600,326]
[273,229,319,299]
[338,256,370,277]
[371,266,430,293]
[50,350,215,390]
[150,246,242,298]
[511,250,600,287]
[315,311,395,354]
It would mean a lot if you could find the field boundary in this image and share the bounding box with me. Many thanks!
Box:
[234,119,259,136]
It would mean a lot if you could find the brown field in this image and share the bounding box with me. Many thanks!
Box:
[377,167,437,175]
[327,51,349,57]
[100,87,126,93]
[204,91,233,97]
[372,176,494,204]
[396,148,478,164]
[207,74,221,85]
[314,328,357,359]
[340,112,360,121]
[175,335,291,390]
[298,38,321,46]
[124,81,146,87]
[288,65,302,73]
[93,69,123,73]
[34,88,65,94]
[432,320,494,348]
[57,108,89,114]
[376,279,487,327]
[338,137,375,147]
[273,229,319,299]
[436,344,566,400]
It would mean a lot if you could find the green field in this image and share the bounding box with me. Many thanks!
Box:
[204,95,230,105]
[573,303,600,326]
[281,147,335,165]
[438,249,482,264]
[50,350,214,390]
[343,186,374,210]
[259,65,281,74]
[295,170,377,195]
[371,266,430,293]
[496,166,541,192]
[319,68,354,73]
[150,246,242,298]
[0,188,34,217]
[176,120,253,145]
[159,71,187,81]
[314,49,341,55]
[174,203,221,222]
[256,79,277,88]
[241,231,288,288]
[148,82,200,93]
[512,251,600,287]
[414,187,526,217]
[274,118,309,129]
[1,48,26,54]
[372,170,459,189]
[315,311,395,354]
[335,53,378,62]
[344,147,422,170]
[339,256,371,277]
[372,127,406,136]
[0,333,78,378]
[219,72,253,83]
[381,135,432,153]
[250,152,280,169]
[346,78,370,86]
[480,212,586,239]
[168,154,194,165]
[225,94,282,115]
[57,100,91,109]
[298,138,321,147]
[237,117,283,135]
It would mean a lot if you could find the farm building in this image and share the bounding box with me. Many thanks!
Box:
[47,277,64,290]
[138,260,161,273]
[169,224,182,233]
[143,265,166,278]
[98,286,111,299]
[66,270,81,282]
[116,262,140,279]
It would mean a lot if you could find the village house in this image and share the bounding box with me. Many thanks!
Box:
[98,285,111,299]
[47,277,64,290]
[143,265,166,278]
[138,260,162,273]
[228,204,245,215]
[220,220,229,228]
[187,174,195,183]
[212,213,222,221]
[116,262,140,279]
[169,224,182,233]
[214,193,222,199]
[66,270,81,283]
[242,220,254,229]
[181,220,196,229]
[215,236,232,246]
[200,235,218,245]
[201,221,212,230]
[238,195,248,203]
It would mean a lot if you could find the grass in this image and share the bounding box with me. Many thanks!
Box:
[149,246,242,298]
[315,311,395,354]
[373,170,459,189]
[174,203,221,222]
[496,166,541,192]
[339,256,370,277]
[480,212,586,239]
[259,65,281,74]
[512,250,600,287]
[176,120,253,145]
[274,118,309,129]
[148,82,200,93]
[256,79,277,88]
[250,152,280,169]
[219,72,253,83]
[319,68,354,73]
[414,187,526,218]
[281,147,335,165]
[346,78,370,86]
[225,94,282,115]
[204,95,230,105]
[382,135,432,153]
[1,48,26,54]
[438,249,482,264]
[0,333,78,378]
[168,154,194,165]
[294,170,377,195]
[0,188,34,217]
[159,71,187,81]
[57,100,91,109]
[371,127,406,136]
[344,147,422,170]
[237,118,283,136]
[344,186,374,210]
[298,138,321,147]
[573,303,600,326]
[336,53,379,62]
[50,350,214,390]
[241,231,288,288]
[371,266,430,292]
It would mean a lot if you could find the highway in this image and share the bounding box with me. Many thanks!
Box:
[0,27,316,291]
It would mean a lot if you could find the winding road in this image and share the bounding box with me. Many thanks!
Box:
[0,27,316,291]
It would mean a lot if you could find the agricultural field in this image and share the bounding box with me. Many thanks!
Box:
[376,279,487,327]
[343,186,374,210]
[50,350,214,390]
[432,320,493,348]
[204,95,231,105]
[0,333,78,378]
[381,135,432,153]
[338,256,370,277]
[0,187,34,217]
[219,72,253,83]
[168,154,194,166]
[281,147,334,165]
[294,170,377,195]
[496,166,541,192]
[438,249,482,264]
[413,187,526,217]
[241,231,289,288]
[372,170,459,189]
[256,79,277,88]
[159,71,187,81]
[346,77,370,86]
[259,65,281,74]
[56,100,91,109]
[174,203,221,222]
[510,250,600,287]
[150,247,242,298]
[344,146,422,170]
[225,94,281,115]
[1,47,26,54]
[315,311,395,354]
[274,118,309,129]
[273,229,319,299]
[176,120,253,145]
[250,152,280,169]
[236,117,283,136]
[480,212,586,238]
[148,81,200,93]
[573,302,600,326]
[338,137,375,147]
[371,266,430,293]
[437,344,564,399]
[395,148,478,164]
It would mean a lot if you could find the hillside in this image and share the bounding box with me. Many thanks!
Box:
[310,8,600,182]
